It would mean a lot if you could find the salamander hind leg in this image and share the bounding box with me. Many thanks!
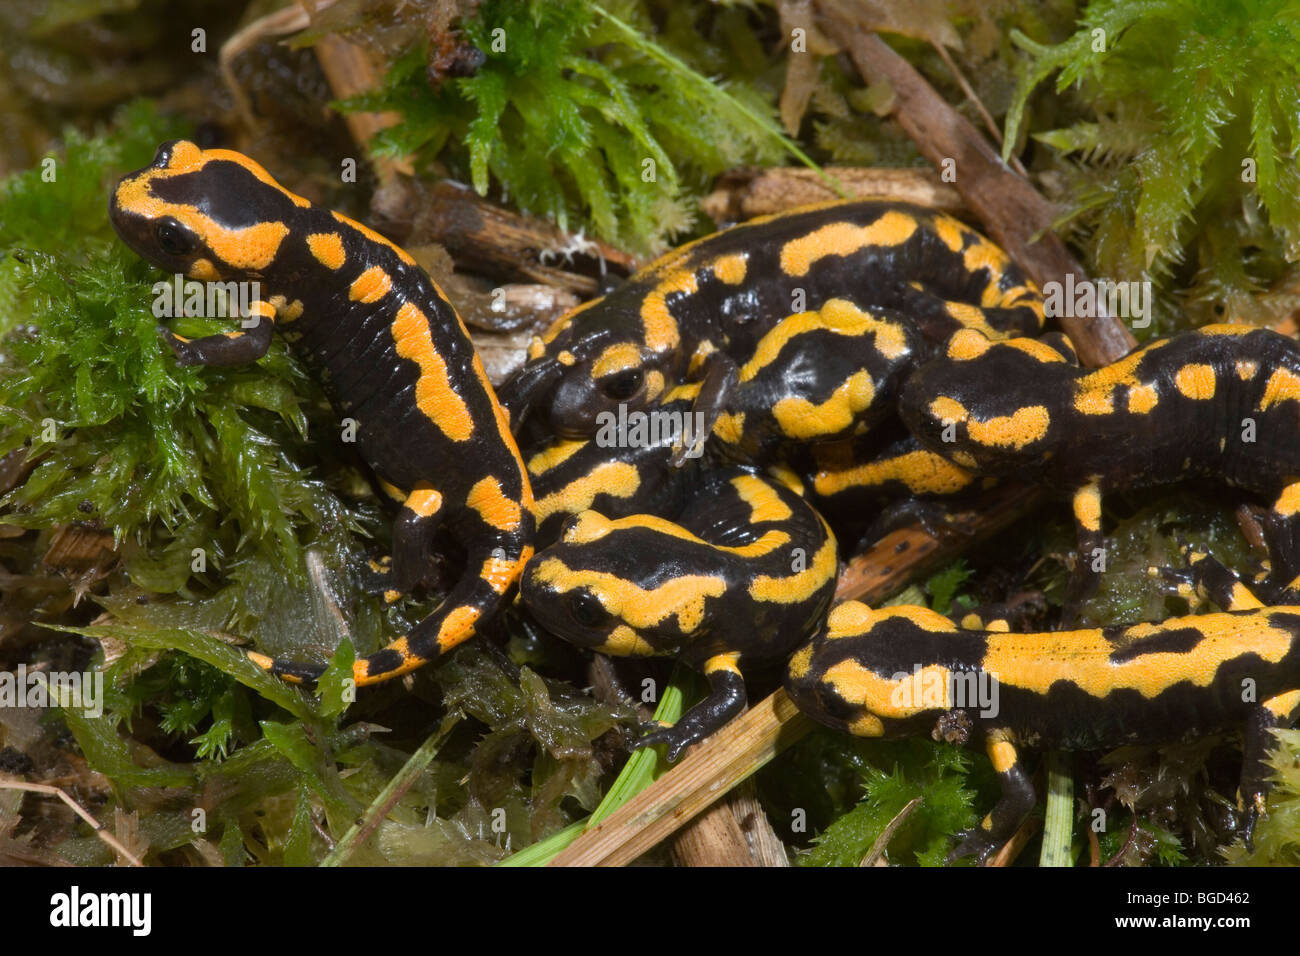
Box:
[949,729,1035,865]
[1149,546,1265,612]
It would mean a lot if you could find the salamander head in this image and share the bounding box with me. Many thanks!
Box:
[899,329,1076,475]
[784,601,970,739]
[501,320,672,438]
[109,140,309,282]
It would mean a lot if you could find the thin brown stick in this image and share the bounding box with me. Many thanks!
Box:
[550,691,815,866]
[0,777,144,867]
[987,814,1041,867]
[929,40,1028,179]
[821,13,1136,367]
[860,796,922,866]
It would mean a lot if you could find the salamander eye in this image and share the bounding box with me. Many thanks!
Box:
[567,591,608,628]
[601,368,644,401]
[156,218,193,257]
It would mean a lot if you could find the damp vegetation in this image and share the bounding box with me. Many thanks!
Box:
[0,0,1298,867]
[1004,0,1300,331]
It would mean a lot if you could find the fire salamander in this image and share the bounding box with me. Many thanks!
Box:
[786,551,1300,863]
[501,200,1044,441]
[520,467,838,759]
[109,140,534,685]
[900,324,1300,620]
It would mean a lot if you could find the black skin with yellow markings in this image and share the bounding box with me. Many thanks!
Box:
[704,298,925,466]
[109,140,535,686]
[900,324,1300,620]
[808,331,1077,527]
[526,387,702,548]
[786,552,1300,863]
[501,199,1044,441]
[521,466,838,760]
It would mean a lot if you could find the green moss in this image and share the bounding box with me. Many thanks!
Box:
[341,0,811,254]
[794,738,983,867]
[1005,0,1300,329]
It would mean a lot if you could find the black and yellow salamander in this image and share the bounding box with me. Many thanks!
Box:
[786,551,1300,863]
[109,140,534,685]
[500,199,1044,440]
[900,324,1300,618]
[521,467,838,759]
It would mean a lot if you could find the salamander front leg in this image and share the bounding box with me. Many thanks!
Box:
[949,730,1035,865]
[1151,547,1265,612]
[635,652,747,762]
[672,351,739,466]
[164,300,276,366]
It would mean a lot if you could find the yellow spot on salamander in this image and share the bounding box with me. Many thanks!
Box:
[988,737,1018,774]
[592,343,643,379]
[947,329,991,360]
[268,295,304,322]
[350,265,393,303]
[434,605,483,654]
[1260,367,1300,410]
[533,461,641,522]
[1264,689,1300,719]
[773,370,876,440]
[1127,383,1158,414]
[703,651,742,676]
[730,474,793,523]
[481,553,521,594]
[190,258,219,281]
[712,411,746,447]
[639,270,694,352]
[1174,363,1216,400]
[932,215,968,252]
[749,534,837,604]
[1074,391,1114,415]
[391,301,474,442]
[814,449,973,497]
[466,476,523,532]
[710,254,747,285]
[1072,481,1103,533]
[405,486,443,518]
[929,397,1050,449]
[1274,482,1300,518]
[598,625,657,656]
[307,232,346,270]
[531,556,727,635]
[527,440,584,475]
[821,657,953,719]
[779,211,919,277]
